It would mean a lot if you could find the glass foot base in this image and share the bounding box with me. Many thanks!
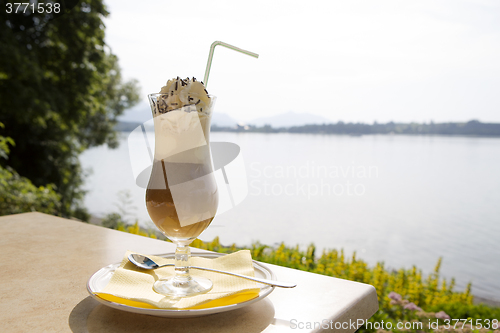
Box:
[153,277,213,297]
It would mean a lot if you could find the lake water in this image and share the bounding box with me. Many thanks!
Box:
[80,132,500,301]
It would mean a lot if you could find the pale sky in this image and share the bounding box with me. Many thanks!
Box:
[103,0,500,123]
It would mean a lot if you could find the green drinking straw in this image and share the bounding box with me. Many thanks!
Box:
[203,41,259,88]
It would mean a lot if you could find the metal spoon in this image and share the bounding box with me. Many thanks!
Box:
[128,253,296,288]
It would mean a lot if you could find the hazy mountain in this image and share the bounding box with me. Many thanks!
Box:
[247,111,333,128]
[211,113,238,127]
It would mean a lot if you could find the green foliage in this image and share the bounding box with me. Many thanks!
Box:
[117,219,159,239]
[101,213,160,240]
[0,122,61,215]
[0,123,15,160]
[104,218,500,332]
[248,243,473,310]
[0,1,140,220]
[0,165,61,215]
[427,302,500,324]
[188,238,500,333]
[101,212,123,229]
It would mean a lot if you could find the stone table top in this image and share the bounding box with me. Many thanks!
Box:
[0,212,378,332]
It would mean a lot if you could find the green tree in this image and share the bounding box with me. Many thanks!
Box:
[0,122,61,215]
[0,1,140,220]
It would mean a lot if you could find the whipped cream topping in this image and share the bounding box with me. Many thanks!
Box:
[153,77,211,116]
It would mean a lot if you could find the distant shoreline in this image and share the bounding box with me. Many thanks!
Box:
[116,120,500,137]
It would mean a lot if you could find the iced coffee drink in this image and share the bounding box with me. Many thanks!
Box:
[146,77,218,243]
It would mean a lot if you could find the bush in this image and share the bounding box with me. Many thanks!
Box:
[0,123,61,216]
[188,238,500,333]
[101,212,124,229]
[0,166,61,216]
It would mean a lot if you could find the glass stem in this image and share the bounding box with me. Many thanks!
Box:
[173,244,192,287]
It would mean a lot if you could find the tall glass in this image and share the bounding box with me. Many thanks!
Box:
[146,93,218,297]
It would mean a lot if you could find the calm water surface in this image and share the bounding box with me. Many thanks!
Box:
[80,132,500,301]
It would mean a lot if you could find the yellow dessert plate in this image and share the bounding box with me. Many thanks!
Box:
[87,252,275,318]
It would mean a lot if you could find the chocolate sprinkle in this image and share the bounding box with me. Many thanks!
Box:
[204,89,208,94]
[152,100,157,114]
[195,99,201,105]
[175,81,178,90]
[157,98,168,114]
